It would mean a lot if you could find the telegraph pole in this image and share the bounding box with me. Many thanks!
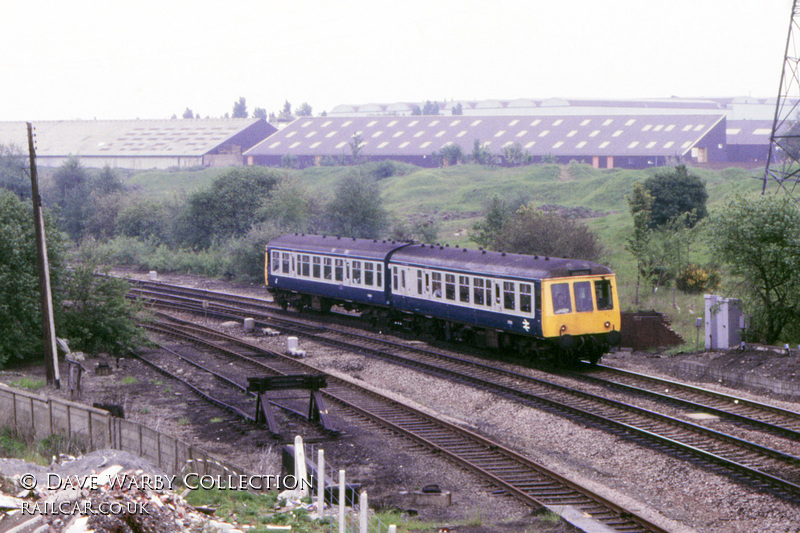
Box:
[27,122,60,388]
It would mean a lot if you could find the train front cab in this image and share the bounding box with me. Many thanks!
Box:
[540,274,621,363]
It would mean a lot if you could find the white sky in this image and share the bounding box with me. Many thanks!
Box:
[0,0,794,121]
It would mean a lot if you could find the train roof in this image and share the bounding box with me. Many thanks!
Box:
[391,243,614,279]
[267,234,409,260]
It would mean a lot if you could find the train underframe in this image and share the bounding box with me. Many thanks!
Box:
[270,289,614,366]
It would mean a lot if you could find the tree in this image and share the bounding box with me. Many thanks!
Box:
[259,177,319,233]
[349,133,365,163]
[182,108,194,119]
[503,142,531,166]
[296,102,313,117]
[491,204,602,261]
[253,107,268,120]
[325,174,388,239]
[0,143,29,199]
[278,101,294,122]
[0,190,65,366]
[438,143,463,166]
[451,103,463,115]
[422,100,440,115]
[232,97,248,118]
[708,194,800,343]
[471,196,511,248]
[470,139,492,165]
[50,156,90,242]
[642,165,707,229]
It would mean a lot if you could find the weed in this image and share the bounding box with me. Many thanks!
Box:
[9,378,46,391]
[119,376,139,385]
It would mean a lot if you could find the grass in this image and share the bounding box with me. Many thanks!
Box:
[8,377,46,391]
[119,376,139,385]
[0,427,86,465]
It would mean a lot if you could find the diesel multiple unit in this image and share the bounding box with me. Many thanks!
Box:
[266,234,621,364]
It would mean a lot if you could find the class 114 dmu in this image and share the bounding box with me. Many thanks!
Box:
[266,234,621,366]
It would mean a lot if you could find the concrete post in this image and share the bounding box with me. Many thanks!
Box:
[389,526,397,533]
[339,470,346,533]
[294,436,307,497]
[243,318,255,333]
[317,449,325,516]
[359,490,368,533]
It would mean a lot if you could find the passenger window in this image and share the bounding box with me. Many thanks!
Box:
[595,279,614,310]
[459,276,470,303]
[473,278,485,305]
[334,259,344,282]
[445,274,456,301]
[417,271,423,294]
[485,279,492,306]
[324,258,332,279]
[551,283,572,314]
[352,261,362,284]
[574,281,594,312]
[520,284,532,314]
[377,267,382,288]
[300,255,310,277]
[432,272,442,298]
[282,252,291,274]
[271,251,280,272]
[503,281,515,310]
[392,267,399,290]
[312,257,321,278]
[364,263,374,286]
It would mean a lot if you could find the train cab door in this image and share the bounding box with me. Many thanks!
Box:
[491,279,504,313]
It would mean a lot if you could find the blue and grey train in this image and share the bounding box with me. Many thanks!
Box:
[266,234,621,364]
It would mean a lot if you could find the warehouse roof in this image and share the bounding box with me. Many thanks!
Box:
[0,118,273,157]
[244,114,726,158]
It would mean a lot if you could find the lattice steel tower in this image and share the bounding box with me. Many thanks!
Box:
[764,0,800,194]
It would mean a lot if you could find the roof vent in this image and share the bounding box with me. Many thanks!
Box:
[463,248,467,252]
[482,250,487,254]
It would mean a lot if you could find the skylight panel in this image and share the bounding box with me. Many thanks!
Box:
[409,120,419,127]
[336,141,348,149]
[414,131,425,137]
[727,128,742,135]
[664,141,674,148]
[566,130,577,137]
[580,119,591,126]
[509,119,519,126]
[625,119,636,126]
[286,131,297,138]
[342,120,353,127]
[378,141,389,148]
[310,142,321,148]
[516,130,528,137]
[599,141,610,148]
[602,119,613,126]
[538,130,549,137]
[642,125,652,132]
[682,125,693,131]
[326,131,337,138]
[430,120,440,126]
[531,119,541,126]
[646,141,657,148]
[589,130,600,137]
[653,125,664,132]
[552,141,564,148]
[681,141,692,148]
[371,131,383,138]
[269,141,281,148]
[435,130,446,137]
[576,141,587,148]
[387,120,398,127]
[628,141,639,149]
[471,119,482,126]
[305,131,317,138]
[495,130,506,137]
[393,131,405,138]
[322,120,332,127]
[524,141,536,148]
[457,130,468,137]
[290,142,301,148]
[612,130,623,137]
[450,120,461,126]
[552,119,563,126]
[302,121,312,127]
[665,124,675,131]
[399,141,410,148]
[694,124,705,131]
[367,120,378,127]
[754,128,772,135]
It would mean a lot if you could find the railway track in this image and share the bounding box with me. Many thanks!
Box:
[127,279,800,501]
[139,312,666,533]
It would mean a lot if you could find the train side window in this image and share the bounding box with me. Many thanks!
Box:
[485,279,492,306]
[377,267,382,288]
[595,279,614,310]
[300,255,310,277]
[323,258,332,279]
[574,281,594,312]
[459,276,470,303]
[503,281,515,310]
[352,261,362,284]
[432,272,442,298]
[271,251,280,272]
[364,262,374,286]
[282,252,291,274]
[551,283,572,314]
[392,267,399,290]
[445,274,456,301]
[417,271,423,294]
[399,269,405,289]
[312,257,321,278]
[520,284,532,314]
[334,259,344,282]
[473,278,485,305]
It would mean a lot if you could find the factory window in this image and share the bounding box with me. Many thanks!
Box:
[312,257,321,278]
[445,274,456,301]
[364,262,374,286]
[574,281,594,312]
[459,276,470,303]
[503,282,516,310]
[334,259,344,282]
[551,283,572,314]
[300,255,311,277]
[520,284,532,314]
[432,272,442,298]
[473,278,485,306]
[352,261,362,284]
[324,258,332,279]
